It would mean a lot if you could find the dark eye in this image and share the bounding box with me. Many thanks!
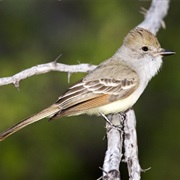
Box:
[142,46,148,51]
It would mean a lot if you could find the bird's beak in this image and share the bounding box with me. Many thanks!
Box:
[159,48,176,56]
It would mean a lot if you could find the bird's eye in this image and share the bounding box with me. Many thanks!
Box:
[142,46,148,51]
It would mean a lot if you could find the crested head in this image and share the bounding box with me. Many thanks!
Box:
[114,27,175,81]
[123,27,161,50]
[117,27,163,81]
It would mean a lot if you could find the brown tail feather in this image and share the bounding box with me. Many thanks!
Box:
[0,104,60,141]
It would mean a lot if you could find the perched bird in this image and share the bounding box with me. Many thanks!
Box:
[0,27,175,141]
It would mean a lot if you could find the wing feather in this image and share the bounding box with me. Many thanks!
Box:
[52,60,139,119]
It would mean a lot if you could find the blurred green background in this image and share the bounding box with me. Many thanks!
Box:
[0,0,179,179]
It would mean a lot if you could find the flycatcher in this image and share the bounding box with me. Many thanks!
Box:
[0,27,175,141]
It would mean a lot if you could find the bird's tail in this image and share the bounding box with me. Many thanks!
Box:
[0,104,60,141]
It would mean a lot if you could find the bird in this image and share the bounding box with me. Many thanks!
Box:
[0,27,175,141]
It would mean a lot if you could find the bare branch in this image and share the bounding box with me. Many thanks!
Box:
[101,114,124,180]
[123,109,141,180]
[138,0,170,35]
[0,62,96,87]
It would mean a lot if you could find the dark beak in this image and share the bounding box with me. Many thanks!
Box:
[159,48,176,56]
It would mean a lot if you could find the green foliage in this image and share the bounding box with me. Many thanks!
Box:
[0,0,179,179]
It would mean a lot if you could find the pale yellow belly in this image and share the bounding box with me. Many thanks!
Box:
[85,92,139,115]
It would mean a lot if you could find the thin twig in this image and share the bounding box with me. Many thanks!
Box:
[0,62,96,87]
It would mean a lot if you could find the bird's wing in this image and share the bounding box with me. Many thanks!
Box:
[52,62,139,118]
